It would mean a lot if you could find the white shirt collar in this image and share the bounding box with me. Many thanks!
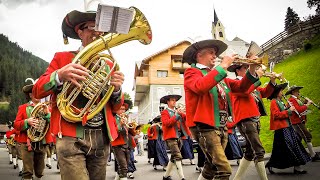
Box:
[236,76,243,80]
[195,63,211,70]
[292,95,298,99]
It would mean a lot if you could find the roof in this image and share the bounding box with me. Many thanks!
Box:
[0,124,9,133]
[213,10,219,26]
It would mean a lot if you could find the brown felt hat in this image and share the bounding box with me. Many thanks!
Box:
[285,85,303,96]
[160,94,182,104]
[267,83,288,100]
[182,39,228,65]
[62,10,96,40]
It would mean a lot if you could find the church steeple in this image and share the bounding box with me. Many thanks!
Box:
[211,9,226,41]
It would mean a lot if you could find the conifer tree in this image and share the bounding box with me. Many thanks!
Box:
[285,7,300,30]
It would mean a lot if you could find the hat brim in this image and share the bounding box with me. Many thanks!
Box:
[22,84,34,94]
[267,83,288,100]
[182,39,228,65]
[62,10,96,40]
[285,86,303,96]
[160,94,182,104]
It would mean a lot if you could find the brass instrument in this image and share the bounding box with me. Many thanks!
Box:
[300,95,320,110]
[57,7,152,123]
[232,53,269,67]
[175,103,186,113]
[7,137,16,146]
[261,62,285,81]
[27,102,50,142]
[282,95,305,123]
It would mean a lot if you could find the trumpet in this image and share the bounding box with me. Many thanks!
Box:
[232,54,269,67]
[300,95,320,110]
[262,72,285,82]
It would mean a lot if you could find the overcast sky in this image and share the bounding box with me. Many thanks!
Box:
[0,0,316,101]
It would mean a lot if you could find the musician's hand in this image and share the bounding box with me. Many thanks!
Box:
[111,71,124,92]
[220,54,237,70]
[289,106,296,112]
[27,118,38,128]
[57,63,89,88]
[255,66,264,78]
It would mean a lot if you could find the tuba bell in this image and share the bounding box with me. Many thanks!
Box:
[7,136,16,146]
[27,102,50,142]
[57,7,152,124]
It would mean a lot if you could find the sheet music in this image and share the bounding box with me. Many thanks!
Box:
[95,4,134,34]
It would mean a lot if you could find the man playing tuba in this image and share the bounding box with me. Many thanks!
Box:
[14,80,51,180]
[32,8,125,180]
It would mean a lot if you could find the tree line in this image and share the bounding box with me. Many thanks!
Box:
[0,34,48,124]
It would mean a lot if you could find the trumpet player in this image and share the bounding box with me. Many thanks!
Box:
[285,85,320,161]
[112,99,136,180]
[183,39,260,180]
[13,81,51,180]
[160,94,187,180]
[228,61,276,180]
[32,9,125,180]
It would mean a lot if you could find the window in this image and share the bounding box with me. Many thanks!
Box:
[219,32,223,37]
[157,87,166,99]
[173,87,181,95]
[157,70,168,78]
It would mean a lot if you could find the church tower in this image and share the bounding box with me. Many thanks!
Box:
[211,10,226,41]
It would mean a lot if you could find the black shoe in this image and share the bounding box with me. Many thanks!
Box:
[9,161,13,164]
[46,164,52,169]
[153,166,157,170]
[57,164,60,170]
[267,166,275,174]
[133,160,138,163]
[148,160,151,164]
[312,153,320,162]
[294,169,307,174]
[163,176,172,180]
[162,167,166,171]
[182,179,186,180]
[13,165,17,169]
[19,171,23,176]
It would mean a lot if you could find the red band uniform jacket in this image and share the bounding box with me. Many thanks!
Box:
[269,99,293,130]
[161,108,188,140]
[232,80,275,124]
[287,96,308,125]
[184,65,259,128]
[32,52,123,141]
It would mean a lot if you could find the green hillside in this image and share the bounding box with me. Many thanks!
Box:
[260,35,320,152]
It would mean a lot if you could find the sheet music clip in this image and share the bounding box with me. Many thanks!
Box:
[95,4,134,34]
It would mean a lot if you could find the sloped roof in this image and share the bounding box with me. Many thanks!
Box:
[213,10,219,26]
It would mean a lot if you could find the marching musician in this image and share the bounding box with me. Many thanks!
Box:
[182,39,260,180]
[112,99,135,180]
[150,115,169,171]
[32,9,124,180]
[228,62,275,180]
[13,80,51,180]
[147,120,156,164]
[6,124,18,169]
[285,85,320,161]
[160,94,187,180]
[265,83,311,174]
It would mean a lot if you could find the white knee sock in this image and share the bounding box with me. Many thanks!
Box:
[255,161,268,180]
[47,158,51,165]
[197,173,209,180]
[307,142,316,157]
[175,160,185,179]
[233,158,251,180]
[18,159,23,171]
[164,161,174,177]
[9,154,12,161]
[13,157,17,165]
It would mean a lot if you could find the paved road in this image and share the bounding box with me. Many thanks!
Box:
[0,147,319,180]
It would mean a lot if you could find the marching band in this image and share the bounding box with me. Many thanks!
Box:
[2,3,320,180]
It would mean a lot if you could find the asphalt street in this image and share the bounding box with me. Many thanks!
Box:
[0,146,319,180]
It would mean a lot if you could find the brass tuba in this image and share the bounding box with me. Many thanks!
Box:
[27,102,50,142]
[57,7,152,123]
[7,136,16,146]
